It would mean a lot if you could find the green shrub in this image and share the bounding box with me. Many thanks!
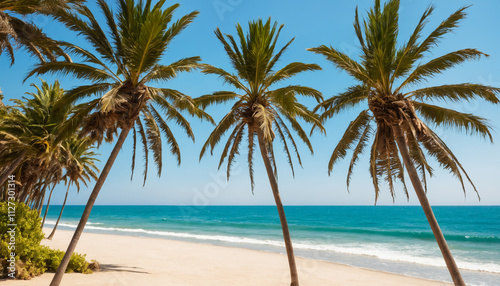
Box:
[0,201,93,279]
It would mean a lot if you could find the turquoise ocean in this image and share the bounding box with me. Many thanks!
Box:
[42,206,500,285]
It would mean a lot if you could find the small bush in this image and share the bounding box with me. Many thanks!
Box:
[0,202,94,279]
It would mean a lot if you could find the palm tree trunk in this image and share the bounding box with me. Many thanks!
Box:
[41,184,56,228]
[50,127,131,286]
[392,124,465,286]
[37,183,49,215]
[0,151,25,190]
[47,184,70,240]
[256,130,299,286]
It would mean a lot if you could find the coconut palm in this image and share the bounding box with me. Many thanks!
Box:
[197,18,323,286]
[0,0,82,64]
[308,1,500,285]
[47,136,99,240]
[40,136,98,228]
[0,80,72,201]
[27,1,211,284]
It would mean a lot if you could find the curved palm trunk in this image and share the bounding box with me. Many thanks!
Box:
[47,184,70,240]
[0,151,25,193]
[37,183,49,215]
[392,124,465,286]
[50,127,131,286]
[256,130,299,286]
[41,184,56,228]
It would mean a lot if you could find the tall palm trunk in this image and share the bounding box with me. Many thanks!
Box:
[50,127,131,286]
[392,124,465,286]
[37,183,49,215]
[47,184,70,240]
[0,151,25,190]
[41,184,56,228]
[256,130,299,286]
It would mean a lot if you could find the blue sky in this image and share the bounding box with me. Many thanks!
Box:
[2,0,500,206]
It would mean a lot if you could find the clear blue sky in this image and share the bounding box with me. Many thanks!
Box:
[2,0,499,206]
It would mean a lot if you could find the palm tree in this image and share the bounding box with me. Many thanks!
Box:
[0,0,82,64]
[28,1,211,284]
[47,136,99,240]
[40,136,99,230]
[197,18,323,286]
[308,1,500,285]
[0,80,72,201]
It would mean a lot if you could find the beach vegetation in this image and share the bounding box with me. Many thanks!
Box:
[0,80,74,206]
[0,201,92,279]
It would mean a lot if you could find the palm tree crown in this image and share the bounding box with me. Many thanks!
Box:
[0,0,81,64]
[0,80,81,208]
[309,0,500,201]
[198,18,323,188]
[29,0,212,182]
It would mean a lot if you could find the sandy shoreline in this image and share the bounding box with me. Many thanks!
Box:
[2,228,450,286]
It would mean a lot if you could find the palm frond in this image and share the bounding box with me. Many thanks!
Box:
[149,105,181,166]
[226,123,245,180]
[131,125,137,180]
[398,49,488,90]
[346,122,372,191]
[391,5,434,81]
[315,85,369,119]
[218,122,245,170]
[150,92,195,141]
[275,114,302,166]
[413,101,493,141]
[200,64,251,94]
[135,117,149,186]
[270,85,323,103]
[413,6,469,63]
[274,121,295,177]
[307,45,373,85]
[328,110,371,175]
[432,129,479,199]
[247,129,256,192]
[265,62,321,88]
[409,84,500,104]
[26,62,114,83]
[254,104,275,142]
[200,105,240,160]
[141,57,202,83]
[153,88,214,124]
[195,92,241,109]
[143,109,163,176]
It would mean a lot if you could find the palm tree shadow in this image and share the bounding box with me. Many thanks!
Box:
[99,264,150,274]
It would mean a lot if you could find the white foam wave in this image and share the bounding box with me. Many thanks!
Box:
[42,220,500,274]
[44,220,102,226]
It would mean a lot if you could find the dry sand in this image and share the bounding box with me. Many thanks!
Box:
[2,228,450,286]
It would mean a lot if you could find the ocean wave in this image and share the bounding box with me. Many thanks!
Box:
[44,220,102,226]
[42,220,500,274]
[293,225,500,244]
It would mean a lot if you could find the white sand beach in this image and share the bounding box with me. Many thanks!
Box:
[1,228,451,286]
